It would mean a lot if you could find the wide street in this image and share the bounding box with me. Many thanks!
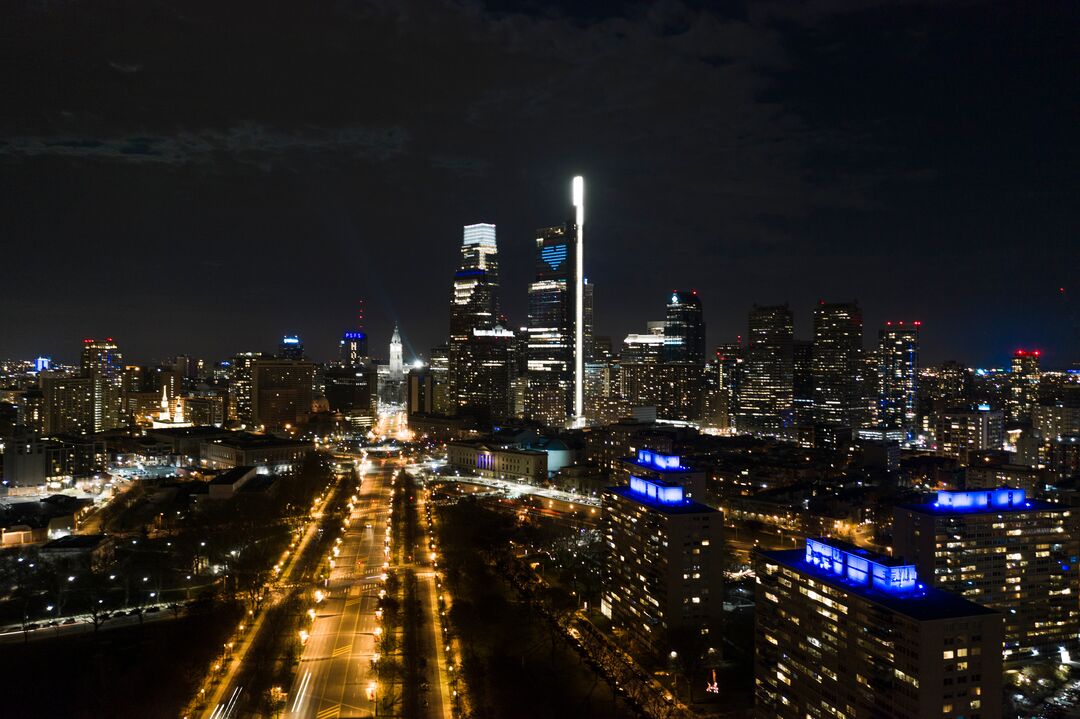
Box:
[288,458,394,719]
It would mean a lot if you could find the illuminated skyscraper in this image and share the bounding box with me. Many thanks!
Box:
[40,372,93,435]
[229,351,264,425]
[448,223,509,419]
[737,304,794,434]
[80,338,124,432]
[1008,349,1040,423]
[279,334,304,360]
[811,301,865,427]
[526,211,579,424]
[894,488,1079,662]
[755,538,1003,719]
[878,321,920,433]
[663,290,705,365]
[339,331,368,367]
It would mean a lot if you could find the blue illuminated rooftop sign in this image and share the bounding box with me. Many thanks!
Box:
[629,476,684,505]
[635,449,683,471]
[282,335,300,345]
[805,538,920,594]
[932,488,1030,511]
[343,331,367,340]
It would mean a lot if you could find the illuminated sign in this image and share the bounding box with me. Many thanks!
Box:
[932,488,1029,511]
[629,476,684,505]
[282,336,300,345]
[636,449,683,470]
[343,332,366,340]
[977,403,991,411]
[805,538,919,594]
[671,292,679,304]
[541,244,568,271]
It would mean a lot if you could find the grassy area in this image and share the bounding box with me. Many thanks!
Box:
[0,601,242,718]
[435,496,636,719]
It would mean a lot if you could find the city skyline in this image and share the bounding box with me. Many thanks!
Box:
[2,2,1078,366]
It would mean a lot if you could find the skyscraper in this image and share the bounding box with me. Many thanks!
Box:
[755,538,1003,719]
[80,338,123,432]
[251,358,315,429]
[229,351,263,426]
[894,488,1079,662]
[526,204,579,425]
[878,321,920,434]
[448,223,511,419]
[1008,349,1040,424]
[737,305,794,434]
[339,331,368,367]
[279,334,304,360]
[662,290,705,365]
[811,301,864,427]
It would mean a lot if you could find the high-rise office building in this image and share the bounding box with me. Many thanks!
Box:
[894,488,1079,662]
[702,343,741,430]
[523,177,586,427]
[935,404,1004,459]
[811,301,864,427]
[526,222,577,422]
[737,305,794,434]
[878,321,920,434]
[663,290,705,365]
[448,223,513,420]
[583,278,596,362]
[339,331,368,367]
[251,358,315,429]
[427,345,452,416]
[601,473,723,654]
[40,372,93,435]
[755,537,1003,719]
[279,335,304,360]
[792,339,814,429]
[621,322,666,364]
[1008,349,1040,424]
[80,338,123,432]
[229,352,264,426]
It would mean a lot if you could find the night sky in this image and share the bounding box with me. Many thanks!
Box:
[2,1,1077,367]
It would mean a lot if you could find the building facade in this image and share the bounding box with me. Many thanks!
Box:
[601,477,723,655]
[737,305,794,435]
[894,488,1078,662]
[755,537,1003,719]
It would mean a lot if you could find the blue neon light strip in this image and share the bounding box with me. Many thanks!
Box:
[932,488,1030,511]
[629,476,684,505]
[636,449,683,470]
[804,538,919,594]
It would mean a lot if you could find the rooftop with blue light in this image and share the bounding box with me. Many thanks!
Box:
[900,488,1063,515]
[608,477,716,515]
[759,538,999,620]
[625,449,693,473]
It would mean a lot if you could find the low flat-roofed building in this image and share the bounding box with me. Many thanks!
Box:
[447,441,548,483]
[200,432,311,472]
[207,466,258,500]
[41,533,115,570]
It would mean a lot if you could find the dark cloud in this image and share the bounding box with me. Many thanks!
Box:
[0,0,1077,366]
